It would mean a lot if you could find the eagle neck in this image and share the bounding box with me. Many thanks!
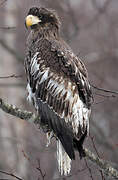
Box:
[32,26,60,40]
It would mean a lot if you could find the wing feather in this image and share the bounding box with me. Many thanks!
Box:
[50,39,92,108]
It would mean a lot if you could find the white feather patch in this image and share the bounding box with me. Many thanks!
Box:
[30,52,40,75]
[57,140,71,176]
[26,83,34,103]
[71,94,90,134]
[38,68,49,84]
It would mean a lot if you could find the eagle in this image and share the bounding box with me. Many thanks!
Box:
[24,7,92,175]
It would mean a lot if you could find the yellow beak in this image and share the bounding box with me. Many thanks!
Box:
[25,15,41,28]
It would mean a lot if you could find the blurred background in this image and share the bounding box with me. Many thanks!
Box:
[0,0,118,179]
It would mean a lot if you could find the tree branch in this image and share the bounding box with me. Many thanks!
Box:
[91,83,118,95]
[0,74,22,79]
[0,97,118,179]
[0,169,23,180]
[0,98,39,123]
[85,148,118,179]
[0,26,16,30]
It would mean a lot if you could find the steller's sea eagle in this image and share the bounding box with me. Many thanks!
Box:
[24,7,92,175]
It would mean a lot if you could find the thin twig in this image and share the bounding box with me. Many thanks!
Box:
[90,136,100,158]
[22,150,31,161]
[0,170,23,180]
[37,159,46,180]
[91,84,118,95]
[94,92,116,98]
[100,170,106,180]
[93,99,110,105]
[90,136,105,180]
[0,74,22,79]
[84,159,94,180]
[22,150,46,180]
[0,26,16,30]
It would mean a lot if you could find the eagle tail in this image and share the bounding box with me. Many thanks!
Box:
[57,140,72,176]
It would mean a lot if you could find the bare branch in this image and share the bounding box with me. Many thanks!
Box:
[0,97,38,123]
[0,26,16,30]
[0,170,23,180]
[0,97,118,179]
[22,150,46,180]
[90,136,105,179]
[91,83,118,95]
[85,148,118,179]
[84,159,94,180]
[94,92,116,98]
[0,74,22,79]
[37,159,46,180]
[90,136,100,158]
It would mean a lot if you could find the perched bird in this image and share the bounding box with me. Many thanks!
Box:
[25,7,92,175]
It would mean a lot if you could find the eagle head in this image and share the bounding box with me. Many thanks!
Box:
[25,7,60,31]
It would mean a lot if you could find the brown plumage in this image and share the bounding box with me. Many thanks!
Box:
[25,7,92,175]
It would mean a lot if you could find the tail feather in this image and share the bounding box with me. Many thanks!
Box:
[58,132,75,160]
[57,140,72,176]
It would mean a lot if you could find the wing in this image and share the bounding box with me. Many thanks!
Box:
[50,38,92,108]
[25,38,92,159]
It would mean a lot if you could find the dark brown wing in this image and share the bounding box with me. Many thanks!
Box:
[49,38,92,108]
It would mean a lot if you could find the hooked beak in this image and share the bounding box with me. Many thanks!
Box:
[25,15,41,28]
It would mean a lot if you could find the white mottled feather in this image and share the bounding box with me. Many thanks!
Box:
[57,140,71,175]
[30,52,40,75]
[27,83,34,103]
[38,68,49,84]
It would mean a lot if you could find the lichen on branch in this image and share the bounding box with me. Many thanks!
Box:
[0,98,40,123]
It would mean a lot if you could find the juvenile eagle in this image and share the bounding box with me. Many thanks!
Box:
[25,7,92,175]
